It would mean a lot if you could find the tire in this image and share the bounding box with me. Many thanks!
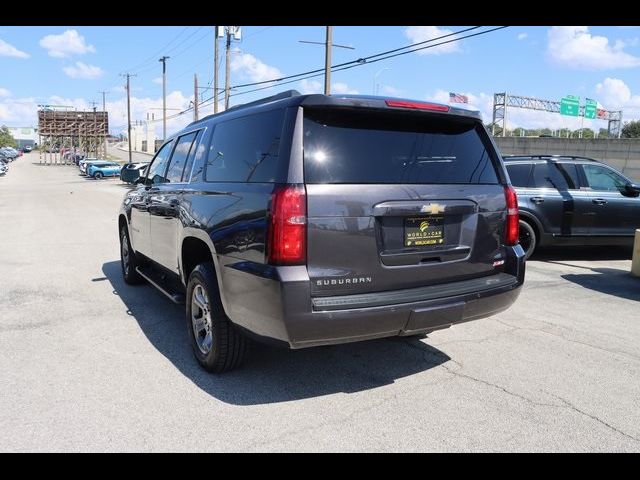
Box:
[519,219,537,260]
[186,263,248,373]
[94,171,104,179]
[120,225,144,285]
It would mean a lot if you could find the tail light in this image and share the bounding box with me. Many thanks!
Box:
[268,184,306,265]
[385,99,450,112]
[504,185,519,246]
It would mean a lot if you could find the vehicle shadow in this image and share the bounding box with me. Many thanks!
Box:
[561,267,640,302]
[102,260,451,405]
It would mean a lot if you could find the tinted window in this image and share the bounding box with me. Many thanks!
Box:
[303,108,499,184]
[583,164,627,192]
[531,162,578,190]
[205,109,285,183]
[506,163,532,187]
[145,140,174,184]
[166,131,198,183]
[181,130,203,182]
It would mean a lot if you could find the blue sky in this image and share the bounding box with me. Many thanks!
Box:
[2,26,640,135]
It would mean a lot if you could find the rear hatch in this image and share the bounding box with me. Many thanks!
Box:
[303,105,508,297]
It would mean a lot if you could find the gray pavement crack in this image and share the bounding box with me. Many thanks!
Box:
[546,392,640,443]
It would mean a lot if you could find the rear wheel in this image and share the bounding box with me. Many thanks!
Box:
[186,263,248,373]
[94,171,103,179]
[518,219,537,260]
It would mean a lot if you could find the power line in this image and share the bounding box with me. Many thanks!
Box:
[231,25,484,90]
[228,27,509,98]
[144,26,508,125]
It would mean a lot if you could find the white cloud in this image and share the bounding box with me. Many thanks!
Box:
[381,85,402,96]
[404,26,461,55]
[596,77,631,108]
[517,33,528,41]
[0,38,29,58]
[62,62,104,80]
[298,79,322,94]
[39,29,95,58]
[0,87,10,97]
[297,79,358,95]
[547,26,640,69]
[231,52,282,83]
[152,77,163,85]
[332,82,358,94]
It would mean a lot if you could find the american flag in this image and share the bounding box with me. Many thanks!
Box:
[449,92,468,104]
[597,108,607,119]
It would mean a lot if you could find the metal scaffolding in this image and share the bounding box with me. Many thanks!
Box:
[37,106,109,164]
[491,93,623,138]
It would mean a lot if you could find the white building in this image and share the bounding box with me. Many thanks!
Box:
[127,121,157,154]
[7,126,38,148]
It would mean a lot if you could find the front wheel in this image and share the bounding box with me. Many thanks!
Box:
[519,220,537,260]
[186,263,248,373]
[120,226,144,285]
[93,171,104,179]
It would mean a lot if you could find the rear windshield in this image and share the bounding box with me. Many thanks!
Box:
[303,108,500,184]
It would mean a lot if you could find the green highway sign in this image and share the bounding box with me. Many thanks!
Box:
[560,96,580,117]
[584,98,597,119]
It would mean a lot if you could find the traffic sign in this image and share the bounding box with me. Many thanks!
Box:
[560,96,580,117]
[584,98,597,119]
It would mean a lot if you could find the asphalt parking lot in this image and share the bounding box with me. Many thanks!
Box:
[1,153,639,452]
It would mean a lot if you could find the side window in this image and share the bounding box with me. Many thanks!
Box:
[531,162,577,190]
[506,163,532,187]
[181,130,203,182]
[582,164,627,192]
[145,140,174,185]
[165,131,198,183]
[205,109,285,183]
[557,163,580,189]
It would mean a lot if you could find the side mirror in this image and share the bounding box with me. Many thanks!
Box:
[623,182,640,197]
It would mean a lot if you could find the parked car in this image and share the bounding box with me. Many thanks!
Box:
[23,145,33,153]
[0,147,18,160]
[0,162,7,175]
[503,155,640,259]
[119,90,525,373]
[79,158,108,175]
[120,162,150,183]
[88,161,122,179]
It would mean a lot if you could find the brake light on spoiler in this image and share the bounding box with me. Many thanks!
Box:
[385,100,450,112]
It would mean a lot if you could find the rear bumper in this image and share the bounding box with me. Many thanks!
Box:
[225,245,526,349]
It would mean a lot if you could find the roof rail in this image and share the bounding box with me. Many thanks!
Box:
[226,89,301,112]
[502,155,598,162]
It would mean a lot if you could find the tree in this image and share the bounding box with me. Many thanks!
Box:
[621,120,640,138]
[598,128,610,139]
[0,125,17,148]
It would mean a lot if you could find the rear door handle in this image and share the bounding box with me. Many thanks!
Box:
[592,198,607,205]
[530,196,544,204]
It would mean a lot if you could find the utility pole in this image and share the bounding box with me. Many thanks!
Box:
[214,26,220,113]
[324,26,333,95]
[224,28,231,110]
[120,73,136,164]
[159,56,169,140]
[194,74,199,121]
[99,90,108,158]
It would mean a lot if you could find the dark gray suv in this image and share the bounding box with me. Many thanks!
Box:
[119,90,525,373]
[504,155,640,258]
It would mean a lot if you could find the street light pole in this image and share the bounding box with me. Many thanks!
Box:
[373,67,389,95]
[159,56,169,140]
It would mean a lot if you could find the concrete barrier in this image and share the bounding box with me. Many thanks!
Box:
[632,230,640,278]
[494,137,640,181]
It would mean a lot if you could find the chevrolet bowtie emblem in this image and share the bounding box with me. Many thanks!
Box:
[420,203,445,214]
